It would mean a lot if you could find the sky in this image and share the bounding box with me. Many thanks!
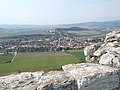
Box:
[0,0,120,25]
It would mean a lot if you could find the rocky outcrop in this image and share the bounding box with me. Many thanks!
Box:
[0,72,44,90]
[62,63,120,90]
[37,71,77,90]
[84,31,120,67]
[0,71,77,90]
[0,63,120,90]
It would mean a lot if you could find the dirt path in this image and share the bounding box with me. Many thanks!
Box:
[11,52,17,62]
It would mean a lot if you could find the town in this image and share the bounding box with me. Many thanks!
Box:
[0,29,105,54]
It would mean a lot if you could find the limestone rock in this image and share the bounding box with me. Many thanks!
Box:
[0,72,44,90]
[93,48,106,57]
[37,71,77,90]
[0,63,120,90]
[62,63,120,90]
[84,43,101,56]
[84,31,120,67]
[99,52,120,67]
[105,31,120,42]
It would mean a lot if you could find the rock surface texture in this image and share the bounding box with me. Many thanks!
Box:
[0,31,120,90]
[84,31,120,67]
[0,63,120,90]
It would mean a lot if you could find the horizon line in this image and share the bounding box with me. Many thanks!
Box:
[0,19,120,26]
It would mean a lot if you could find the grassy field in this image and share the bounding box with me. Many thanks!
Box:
[0,51,85,76]
[0,54,14,64]
[68,30,106,36]
[66,50,86,62]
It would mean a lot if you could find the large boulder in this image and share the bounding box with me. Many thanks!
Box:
[37,71,77,90]
[84,31,120,67]
[99,52,120,67]
[0,72,44,90]
[0,71,77,90]
[62,63,120,90]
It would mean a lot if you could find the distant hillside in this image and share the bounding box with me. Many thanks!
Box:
[0,20,120,37]
[56,27,89,31]
[57,20,120,30]
[0,25,54,37]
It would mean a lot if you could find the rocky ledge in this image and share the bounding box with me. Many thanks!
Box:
[0,31,120,90]
[0,63,120,90]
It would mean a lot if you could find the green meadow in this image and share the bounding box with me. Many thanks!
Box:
[0,51,85,76]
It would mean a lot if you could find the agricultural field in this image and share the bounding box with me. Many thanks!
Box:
[66,50,86,62]
[0,54,14,64]
[0,51,85,76]
[68,30,107,36]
